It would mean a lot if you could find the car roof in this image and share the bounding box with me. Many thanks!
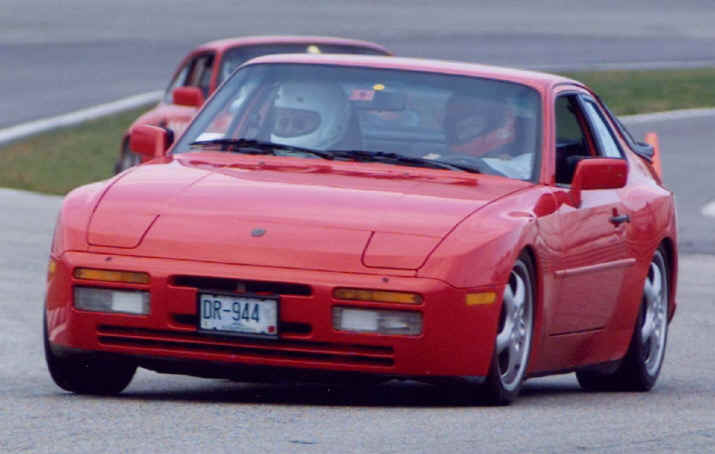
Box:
[241,53,580,91]
[194,35,391,55]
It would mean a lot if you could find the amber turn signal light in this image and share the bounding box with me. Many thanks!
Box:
[465,292,496,306]
[333,288,422,304]
[73,268,150,284]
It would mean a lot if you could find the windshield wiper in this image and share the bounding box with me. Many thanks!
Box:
[329,149,481,174]
[188,140,481,173]
[190,138,335,160]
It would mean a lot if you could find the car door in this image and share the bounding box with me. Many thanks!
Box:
[548,92,635,335]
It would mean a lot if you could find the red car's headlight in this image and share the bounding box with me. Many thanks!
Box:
[332,307,422,336]
[74,287,150,315]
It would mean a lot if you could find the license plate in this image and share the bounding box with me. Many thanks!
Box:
[198,293,278,338]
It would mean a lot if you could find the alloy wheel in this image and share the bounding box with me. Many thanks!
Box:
[495,259,533,392]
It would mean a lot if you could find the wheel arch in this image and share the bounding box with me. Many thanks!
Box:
[519,245,541,317]
[518,244,546,376]
[658,236,678,321]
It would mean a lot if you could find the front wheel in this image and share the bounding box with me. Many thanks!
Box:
[479,252,535,405]
[577,246,670,391]
[44,314,136,395]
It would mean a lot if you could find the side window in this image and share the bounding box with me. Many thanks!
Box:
[554,95,592,184]
[581,99,623,158]
[185,54,215,98]
[163,64,190,103]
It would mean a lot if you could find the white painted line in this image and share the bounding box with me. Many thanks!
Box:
[621,107,715,125]
[0,90,163,147]
[702,201,715,218]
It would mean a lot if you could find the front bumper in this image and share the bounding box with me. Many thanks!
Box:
[46,251,502,379]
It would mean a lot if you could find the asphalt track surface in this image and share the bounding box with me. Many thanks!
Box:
[4,0,715,128]
[3,2,715,453]
[1,115,715,453]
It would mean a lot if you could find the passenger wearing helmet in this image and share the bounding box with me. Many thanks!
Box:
[444,95,516,158]
[270,82,353,150]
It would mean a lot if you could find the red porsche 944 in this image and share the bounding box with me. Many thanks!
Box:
[46,54,677,404]
[114,36,391,173]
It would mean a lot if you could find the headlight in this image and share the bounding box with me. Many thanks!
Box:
[74,287,150,315]
[332,307,422,335]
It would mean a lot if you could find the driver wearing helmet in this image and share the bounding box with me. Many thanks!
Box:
[444,95,516,158]
[270,82,353,150]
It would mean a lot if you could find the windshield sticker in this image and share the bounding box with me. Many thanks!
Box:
[349,89,375,101]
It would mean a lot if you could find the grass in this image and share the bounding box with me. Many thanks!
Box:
[1,67,715,195]
[561,67,715,115]
[0,106,148,195]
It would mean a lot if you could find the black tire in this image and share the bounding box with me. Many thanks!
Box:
[479,251,536,405]
[577,246,670,392]
[44,314,136,395]
[114,139,141,174]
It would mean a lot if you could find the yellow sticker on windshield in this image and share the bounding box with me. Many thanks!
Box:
[373,83,385,91]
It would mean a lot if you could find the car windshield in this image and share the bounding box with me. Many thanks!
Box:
[218,44,387,84]
[174,63,542,181]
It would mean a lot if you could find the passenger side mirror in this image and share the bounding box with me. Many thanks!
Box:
[172,86,205,108]
[569,158,628,206]
[129,125,173,159]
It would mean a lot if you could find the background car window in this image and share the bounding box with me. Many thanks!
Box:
[163,64,190,103]
[582,99,623,158]
[218,44,389,84]
[186,54,215,97]
[554,95,592,184]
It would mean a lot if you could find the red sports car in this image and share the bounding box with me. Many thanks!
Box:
[46,54,677,404]
[114,36,391,173]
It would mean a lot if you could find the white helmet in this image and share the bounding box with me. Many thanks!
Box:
[270,82,350,150]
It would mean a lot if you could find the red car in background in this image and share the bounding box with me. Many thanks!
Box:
[114,36,391,173]
[48,54,677,404]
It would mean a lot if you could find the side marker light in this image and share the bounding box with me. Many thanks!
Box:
[466,292,496,306]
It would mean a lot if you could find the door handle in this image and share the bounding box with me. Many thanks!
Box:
[609,214,630,226]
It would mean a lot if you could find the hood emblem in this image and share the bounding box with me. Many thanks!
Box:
[251,228,266,238]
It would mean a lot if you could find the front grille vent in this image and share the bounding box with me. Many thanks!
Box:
[172,275,311,296]
[97,325,394,367]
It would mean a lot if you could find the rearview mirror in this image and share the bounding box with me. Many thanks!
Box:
[569,158,628,206]
[172,86,205,108]
[129,125,173,159]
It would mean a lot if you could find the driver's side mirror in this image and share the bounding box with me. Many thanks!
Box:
[129,124,173,159]
[569,158,628,207]
[172,86,205,108]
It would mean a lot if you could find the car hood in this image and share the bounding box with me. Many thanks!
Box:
[87,157,528,272]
